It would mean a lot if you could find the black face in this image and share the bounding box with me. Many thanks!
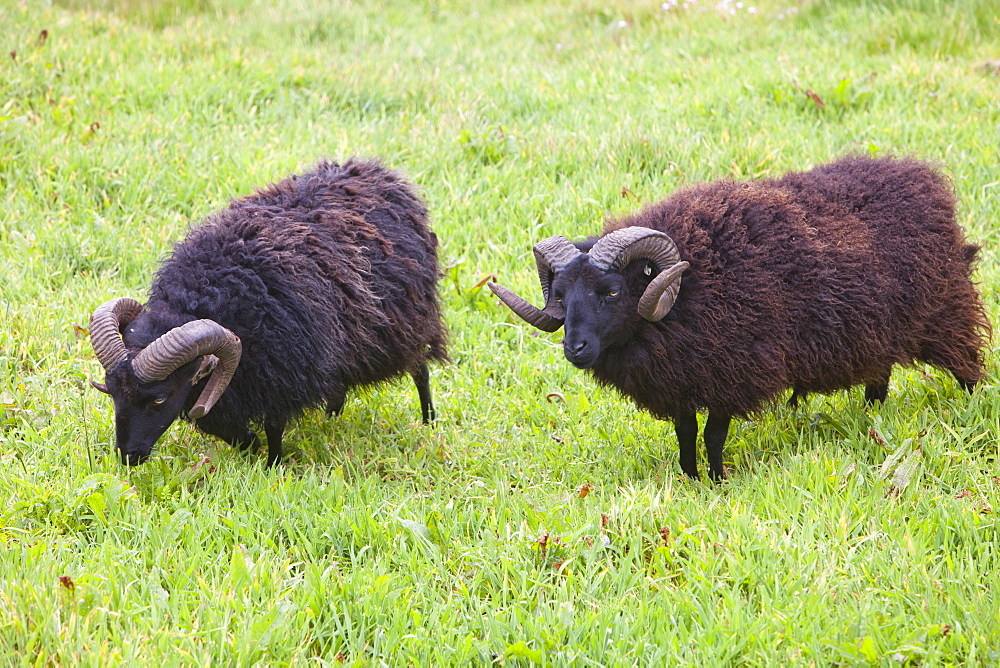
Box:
[98,359,200,466]
[551,256,654,369]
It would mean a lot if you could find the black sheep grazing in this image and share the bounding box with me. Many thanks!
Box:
[490,155,989,480]
[90,158,447,466]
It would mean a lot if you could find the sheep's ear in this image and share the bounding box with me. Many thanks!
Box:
[638,261,689,321]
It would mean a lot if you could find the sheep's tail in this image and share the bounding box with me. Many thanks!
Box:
[963,243,981,267]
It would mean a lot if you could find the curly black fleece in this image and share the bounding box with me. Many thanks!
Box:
[589,155,989,420]
[124,158,447,435]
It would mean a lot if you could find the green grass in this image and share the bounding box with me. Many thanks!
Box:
[3,0,1000,663]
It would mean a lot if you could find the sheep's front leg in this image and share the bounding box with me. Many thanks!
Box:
[197,419,260,453]
[704,411,730,481]
[411,363,435,424]
[864,374,891,405]
[674,412,699,479]
[787,387,807,409]
[325,390,347,417]
[264,418,286,467]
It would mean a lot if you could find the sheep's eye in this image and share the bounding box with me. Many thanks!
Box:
[606,290,619,298]
[153,397,167,405]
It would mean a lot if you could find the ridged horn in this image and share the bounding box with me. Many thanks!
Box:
[589,227,687,322]
[532,235,583,307]
[132,319,242,419]
[637,260,689,321]
[488,282,564,332]
[489,235,582,332]
[90,297,144,372]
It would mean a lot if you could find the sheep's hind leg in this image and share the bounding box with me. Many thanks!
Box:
[920,340,983,394]
[411,363,435,424]
[948,362,982,394]
[704,411,730,482]
[787,387,807,409]
[325,390,347,417]
[674,413,699,479]
[864,375,890,406]
[958,378,979,393]
[264,418,286,467]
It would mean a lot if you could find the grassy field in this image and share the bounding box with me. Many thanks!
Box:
[3,0,1000,663]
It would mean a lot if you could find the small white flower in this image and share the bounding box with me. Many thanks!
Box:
[617,19,628,28]
[747,6,758,14]
[777,12,785,19]
[556,43,564,50]
[789,6,798,13]
[736,1,744,8]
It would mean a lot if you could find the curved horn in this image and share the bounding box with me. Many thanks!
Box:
[488,282,564,332]
[589,227,687,322]
[90,297,144,371]
[589,227,680,272]
[489,235,582,332]
[132,319,242,419]
[89,378,111,394]
[637,260,689,321]
[532,235,583,306]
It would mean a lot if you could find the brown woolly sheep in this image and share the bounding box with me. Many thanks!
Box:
[490,155,989,480]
